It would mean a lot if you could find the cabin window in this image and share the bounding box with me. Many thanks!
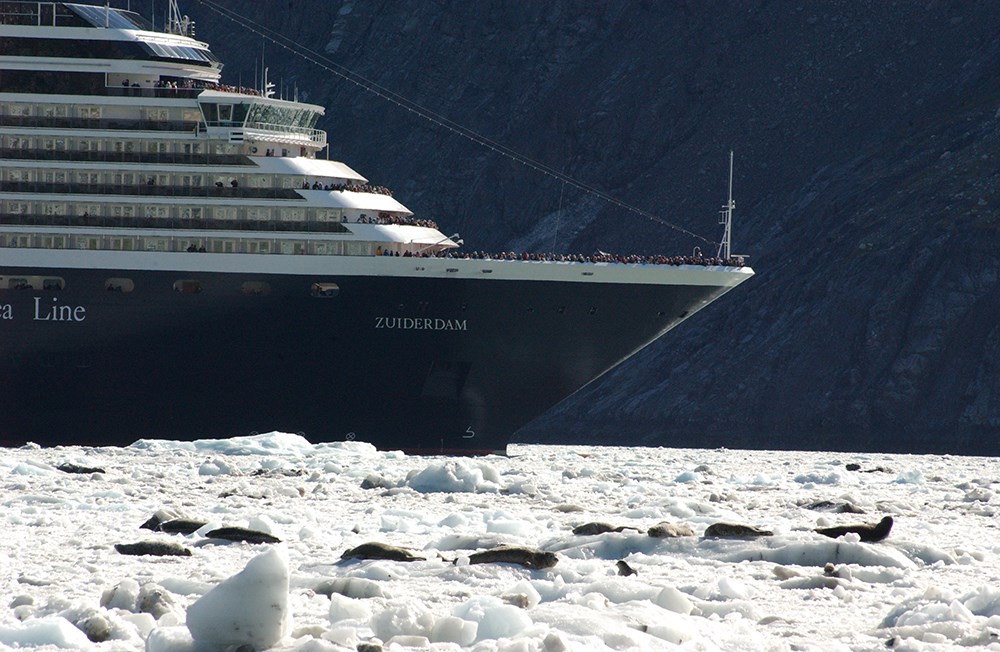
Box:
[173,279,202,294]
[310,283,339,298]
[344,242,372,256]
[102,278,133,293]
[241,281,270,296]
[314,241,343,255]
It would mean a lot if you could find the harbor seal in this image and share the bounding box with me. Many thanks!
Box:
[647,522,696,538]
[466,546,558,570]
[703,522,773,538]
[57,463,105,474]
[115,541,191,557]
[616,560,637,576]
[158,519,207,535]
[341,542,425,562]
[204,527,281,544]
[571,522,638,536]
[814,515,893,542]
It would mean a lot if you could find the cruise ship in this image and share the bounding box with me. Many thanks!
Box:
[0,0,754,454]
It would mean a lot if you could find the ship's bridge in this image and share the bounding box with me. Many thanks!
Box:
[198,91,327,150]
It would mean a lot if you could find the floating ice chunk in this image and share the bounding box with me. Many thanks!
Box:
[369,602,435,640]
[0,617,91,649]
[646,613,698,646]
[185,546,291,649]
[405,459,502,493]
[963,585,1000,616]
[198,457,240,476]
[144,625,193,652]
[328,593,372,624]
[11,461,56,475]
[718,576,749,600]
[430,616,478,645]
[248,515,277,535]
[724,538,917,570]
[794,471,842,485]
[655,586,694,615]
[895,470,924,484]
[502,580,542,609]
[101,578,141,611]
[485,518,534,537]
[454,597,532,642]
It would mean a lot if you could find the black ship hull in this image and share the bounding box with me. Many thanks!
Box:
[0,256,747,453]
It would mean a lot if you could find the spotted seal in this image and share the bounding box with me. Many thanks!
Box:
[158,519,207,535]
[616,560,637,576]
[703,522,773,538]
[571,522,638,536]
[204,527,281,544]
[647,522,696,538]
[115,541,191,557]
[814,515,893,542]
[341,541,425,562]
[466,546,558,570]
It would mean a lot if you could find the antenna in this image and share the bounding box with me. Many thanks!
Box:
[264,67,275,98]
[717,150,735,260]
[165,0,193,36]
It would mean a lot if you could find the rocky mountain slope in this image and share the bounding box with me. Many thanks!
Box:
[190,0,1000,454]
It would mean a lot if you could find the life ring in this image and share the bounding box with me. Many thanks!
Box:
[251,146,258,153]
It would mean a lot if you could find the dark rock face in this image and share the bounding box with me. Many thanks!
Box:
[189,1,1000,454]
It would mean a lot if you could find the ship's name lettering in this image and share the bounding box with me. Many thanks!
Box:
[0,304,11,320]
[34,297,86,322]
[375,317,467,331]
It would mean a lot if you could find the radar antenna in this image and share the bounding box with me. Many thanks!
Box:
[717,150,735,260]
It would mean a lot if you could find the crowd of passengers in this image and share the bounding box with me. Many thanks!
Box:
[380,248,744,267]
[145,79,261,96]
[358,213,438,229]
[302,181,393,197]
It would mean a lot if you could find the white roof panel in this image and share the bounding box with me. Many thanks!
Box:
[300,189,411,214]
[251,156,367,182]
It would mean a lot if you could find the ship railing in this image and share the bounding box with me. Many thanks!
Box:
[242,122,326,146]
[0,181,304,200]
[0,115,201,132]
[0,212,351,234]
[103,86,202,100]
[0,148,254,166]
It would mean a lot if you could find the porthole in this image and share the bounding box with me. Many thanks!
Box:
[173,279,202,294]
[1,276,63,290]
[105,278,134,293]
[241,281,271,296]
[310,282,339,298]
